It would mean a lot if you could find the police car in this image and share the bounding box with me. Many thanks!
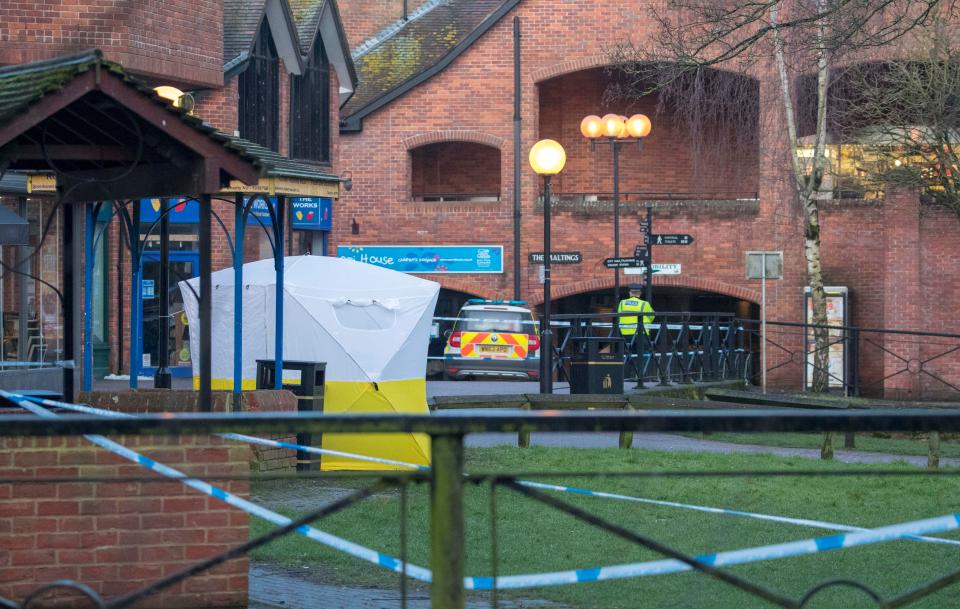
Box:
[443,299,540,380]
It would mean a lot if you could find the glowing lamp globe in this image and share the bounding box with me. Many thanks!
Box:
[154,85,185,107]
[601,113,625,138]
[529,139,567,176]
[580,115,604,139]
[626,114,652,138]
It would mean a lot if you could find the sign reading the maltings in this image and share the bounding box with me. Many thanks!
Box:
[528,252,582,264]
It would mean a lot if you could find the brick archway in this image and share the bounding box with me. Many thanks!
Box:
[401,130,505,151]
[532,54,610,84]
[422,276,506,301]
[526,276,760,305]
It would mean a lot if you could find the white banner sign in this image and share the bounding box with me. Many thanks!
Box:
[624,263,681,275]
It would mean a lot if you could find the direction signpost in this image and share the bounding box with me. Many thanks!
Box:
[652,234,695,246]
[603,256,644,269]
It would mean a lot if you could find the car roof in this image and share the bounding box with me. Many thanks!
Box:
[459,304,532,314]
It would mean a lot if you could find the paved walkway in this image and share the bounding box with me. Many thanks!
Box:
[248,563,564,609]
[467,431,957,467]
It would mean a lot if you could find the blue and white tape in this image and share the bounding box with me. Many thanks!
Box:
[16,393,960,590]
[2,391,432,583]
[31,395,960,547]
[28,396,431,472]
[469,511,960,589]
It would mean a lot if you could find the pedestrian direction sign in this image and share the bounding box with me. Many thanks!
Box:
[603,256,644,269]
[652,234,694,245]
[624,263,682,275]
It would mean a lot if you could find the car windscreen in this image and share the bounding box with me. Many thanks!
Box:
[455,310,530,333]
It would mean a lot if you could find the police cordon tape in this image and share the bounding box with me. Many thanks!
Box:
[475,510,960,589]
[11,391,960,590]
[26,394,960,548]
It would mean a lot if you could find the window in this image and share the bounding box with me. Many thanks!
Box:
[239,20,280,151]
[410,142,501,201]
[290,40,330,162]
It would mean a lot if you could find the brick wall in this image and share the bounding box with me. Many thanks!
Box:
[335,0,770,309]
[0,0,223,87]
[0,432,250,608]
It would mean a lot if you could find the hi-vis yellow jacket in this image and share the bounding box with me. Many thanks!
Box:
[617,298,654,336]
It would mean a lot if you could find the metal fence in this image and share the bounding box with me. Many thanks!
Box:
[739,319,960,400]
[5,394,960,609]
[429,312,749,386]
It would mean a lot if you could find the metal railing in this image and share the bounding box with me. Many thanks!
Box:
[4,402,960,609]
[430,312,748,386]
[550,312,747,387]
[740,319,960,400]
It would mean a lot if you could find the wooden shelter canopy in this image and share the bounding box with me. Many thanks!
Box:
[0,50,342,201]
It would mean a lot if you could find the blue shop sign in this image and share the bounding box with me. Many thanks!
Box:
[142,279,155,300]
[245,197,277,226]
[139,198,199,224]
[291,197,332,231]
[337,245,503,274]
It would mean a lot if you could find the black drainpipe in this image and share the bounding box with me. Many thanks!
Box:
[512,15,522,300]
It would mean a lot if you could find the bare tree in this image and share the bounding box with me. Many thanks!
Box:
[833,16,960,213]
[610,1,942,405]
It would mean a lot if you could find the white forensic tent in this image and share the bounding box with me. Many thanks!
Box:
[180,255,439,470]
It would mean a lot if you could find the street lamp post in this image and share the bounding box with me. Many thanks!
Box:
[529,139,566,394]
[580,113,652,322]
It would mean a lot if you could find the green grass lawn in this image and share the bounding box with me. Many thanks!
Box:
[682,431,960,458]
[250,448,960,609]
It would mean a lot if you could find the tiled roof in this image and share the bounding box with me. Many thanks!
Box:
[0,50,338,184]
[289,0,325,54]
[224,0,268,66]
[341,0,518,126]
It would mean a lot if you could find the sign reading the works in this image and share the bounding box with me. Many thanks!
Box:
[290,197,332,231]
[528,252,582,264]
[337,245,504,274]
[242,197,332,230]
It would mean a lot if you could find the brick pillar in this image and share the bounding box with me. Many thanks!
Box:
[882,187,921,399]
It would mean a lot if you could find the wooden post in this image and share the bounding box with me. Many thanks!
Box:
[518,400,531,448]
[928,431,941,470]
[431,434,465,609]
[619,403,635,449]
[820,432,834,460]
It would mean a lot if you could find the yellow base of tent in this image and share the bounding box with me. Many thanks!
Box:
[321,379,431,471]
[193,376,431,471]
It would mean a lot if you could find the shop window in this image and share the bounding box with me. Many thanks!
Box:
[797,139,887,200]
[410,142,501,202]
[239,20,280,151]
[290,40,330,162]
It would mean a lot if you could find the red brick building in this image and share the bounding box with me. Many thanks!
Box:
[332,0,960,396]
[0,0,356,381]
[0,0,957,396]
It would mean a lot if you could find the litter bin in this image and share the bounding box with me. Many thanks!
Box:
[569,337,624,394]
[256,360,325,470]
